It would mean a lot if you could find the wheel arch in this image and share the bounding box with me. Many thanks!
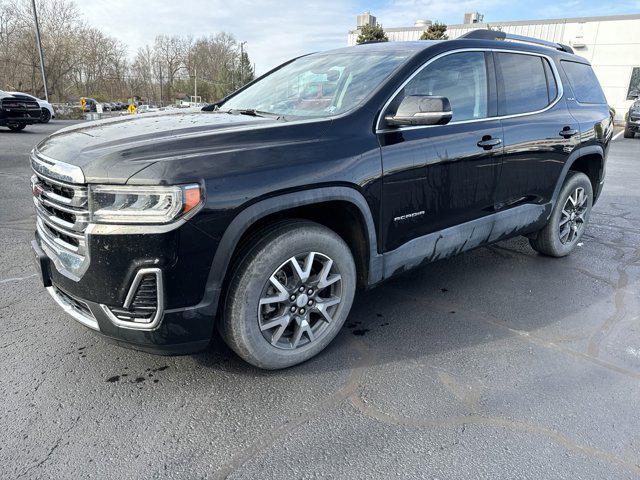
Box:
[200,186,383,317]
[552,146,605,206]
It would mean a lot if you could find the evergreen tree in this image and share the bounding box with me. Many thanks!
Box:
[356,23,389,44]
[420,22,449,40]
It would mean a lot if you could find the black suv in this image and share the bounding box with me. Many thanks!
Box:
[30,31,612,369]
[624,98,640,138]
[0,90,42,131]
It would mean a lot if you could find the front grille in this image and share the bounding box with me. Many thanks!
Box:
[32,169,89,255]
[2,97,41,119]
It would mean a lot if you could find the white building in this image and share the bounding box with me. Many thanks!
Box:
[348,13,640,119]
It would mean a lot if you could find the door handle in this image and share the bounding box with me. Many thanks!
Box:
[477,137,502,150]
[559,127,578,138]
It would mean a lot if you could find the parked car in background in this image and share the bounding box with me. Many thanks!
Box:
[0,90,42,131]
[30,31,611,369]
[624,98,640,138]
[136,104,159,114]
[81,97,97,112]
[7,91,55,123]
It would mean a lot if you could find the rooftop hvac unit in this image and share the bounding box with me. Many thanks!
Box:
[570,35,586,48]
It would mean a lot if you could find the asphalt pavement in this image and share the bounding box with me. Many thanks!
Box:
[1,121,639,479]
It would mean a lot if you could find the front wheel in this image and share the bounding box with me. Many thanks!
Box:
[220,220,357,369]
[40,108,51,123]
[7,124,26,132]
[529,171,593,257]
[623,127,635,139]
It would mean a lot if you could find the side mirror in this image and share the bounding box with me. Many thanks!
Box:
[385,95,452,127]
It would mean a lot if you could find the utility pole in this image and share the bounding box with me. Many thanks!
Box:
[31,0,49,102]
[239,41,247,88]
[158,62,163,106]
[194,66,197,101]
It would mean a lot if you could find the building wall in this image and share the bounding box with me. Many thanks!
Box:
[348,14,640,119]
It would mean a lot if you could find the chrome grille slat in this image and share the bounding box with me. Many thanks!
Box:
[33,198,87,239]
[31,153,90,280]
[32,171,88,208]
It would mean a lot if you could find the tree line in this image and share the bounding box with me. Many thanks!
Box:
[0,0,254,103]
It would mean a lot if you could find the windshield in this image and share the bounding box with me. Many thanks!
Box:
[222,52,409,118]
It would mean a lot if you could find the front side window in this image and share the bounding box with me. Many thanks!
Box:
[561,60,607,104]
[627,67,640,100]
[399,51,488,122]
[222,52,408,118]
[497,53,552,115]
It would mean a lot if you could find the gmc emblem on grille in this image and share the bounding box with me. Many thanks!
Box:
[32,181,43,198]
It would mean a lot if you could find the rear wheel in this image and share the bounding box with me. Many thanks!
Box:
[623,127,635,139]
[7,124,26,132]
[529,171,593,257]
[40,108,51,123]
[220,220,356,369]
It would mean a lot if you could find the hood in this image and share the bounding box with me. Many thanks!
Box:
[35,110,281,183]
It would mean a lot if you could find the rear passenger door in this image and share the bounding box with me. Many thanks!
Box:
[378,51,503,251]
[493,51,579,209]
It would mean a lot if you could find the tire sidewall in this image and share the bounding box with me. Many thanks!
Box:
[224,223,356,369]
[546,172,593,256]
[41,108,51,123]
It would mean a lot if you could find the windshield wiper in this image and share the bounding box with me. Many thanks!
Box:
[226,109,286,120]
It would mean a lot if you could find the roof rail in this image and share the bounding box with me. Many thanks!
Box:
[459,29,574,54]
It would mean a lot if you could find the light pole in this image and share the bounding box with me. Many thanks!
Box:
[31,0,49,101]
[239,41,247,88]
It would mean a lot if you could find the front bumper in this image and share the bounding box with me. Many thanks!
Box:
[32,225,217,355]
[0,109,41,125]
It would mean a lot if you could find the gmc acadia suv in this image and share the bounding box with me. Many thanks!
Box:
[30,31,612,369]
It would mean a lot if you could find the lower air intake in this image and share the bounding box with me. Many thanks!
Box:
[101,268,164,330]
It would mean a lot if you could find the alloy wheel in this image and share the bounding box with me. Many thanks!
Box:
[258,252,342,350]
[559,187,588,244]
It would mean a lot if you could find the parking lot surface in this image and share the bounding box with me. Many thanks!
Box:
[1,121,639,479]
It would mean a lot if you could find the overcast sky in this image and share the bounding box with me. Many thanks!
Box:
[75,0,640,74]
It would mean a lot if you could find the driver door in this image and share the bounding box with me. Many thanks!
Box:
[378,51,503,251]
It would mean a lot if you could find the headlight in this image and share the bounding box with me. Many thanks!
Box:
[89,184,202,224]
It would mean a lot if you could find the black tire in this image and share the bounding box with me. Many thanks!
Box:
[40,107,51,123]
[529,171,593,257]
[220,220,357,369]
[623,127,635,139]
[7,124,26,132]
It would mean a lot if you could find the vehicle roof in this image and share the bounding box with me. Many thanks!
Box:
[319,38,579,62]
[320,41,441,56]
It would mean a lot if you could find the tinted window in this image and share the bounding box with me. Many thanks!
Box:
[401,51,488,122]
[497,53,550,115]
[627,67,640,100]
[561,61,607,104]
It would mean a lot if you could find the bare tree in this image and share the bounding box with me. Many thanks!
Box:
[0,0,255,103]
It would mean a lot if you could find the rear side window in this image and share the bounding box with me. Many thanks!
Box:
[496,52,553,115]
[561,61,607,104]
